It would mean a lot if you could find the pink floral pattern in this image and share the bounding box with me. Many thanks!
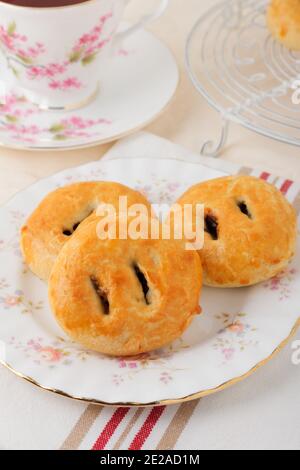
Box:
[0,290,22,308]
[110,342,190,386]
[0,209,26,259]
[49,116,112,141]
[56,167,108,187]
[0,93,112,143]
[48,77,82,91]
[9,336,90,368]
[0,14,113,90]
[112,374,124,386]
[28,64,83,91]
[135,178,182,205]
[0,21,45,68]
[0,94,42,143]
[28,63,67,80]
[214,313,259,364]
[0,279,9,290]
[160,371,173,384]
[264,267,297,300]
[0,287,43,314]
[117,48,130,57]
[68,13,113,66]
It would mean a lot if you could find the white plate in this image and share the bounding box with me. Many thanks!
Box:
[0,157,299,406]
[0,26,178,151]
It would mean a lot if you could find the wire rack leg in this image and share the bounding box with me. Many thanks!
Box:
[201,119,230,158]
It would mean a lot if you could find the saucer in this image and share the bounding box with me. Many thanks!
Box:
[0,26,179,151]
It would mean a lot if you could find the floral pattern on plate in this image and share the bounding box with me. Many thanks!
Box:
[0,209,29,259]
[111,341,190,386]
[214,313,259,364]
[9,336,90,368]
[135,178,182,205]
[0,287,43,314]
[0,158,298,405]
[263,267,297,300]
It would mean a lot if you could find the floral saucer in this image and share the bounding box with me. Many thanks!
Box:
[0,27,178,150]
[0,157,299,406]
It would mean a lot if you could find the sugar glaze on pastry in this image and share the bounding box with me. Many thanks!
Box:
[49,218,203,356]
[20,182,152,281]
[176,176,297,288]
[267,0,300,50]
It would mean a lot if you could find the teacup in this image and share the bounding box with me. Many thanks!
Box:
[0,0,169,110]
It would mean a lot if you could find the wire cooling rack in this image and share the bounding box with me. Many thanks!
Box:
[185,0,300,157]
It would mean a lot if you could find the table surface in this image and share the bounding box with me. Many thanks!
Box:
[0,0,299,451]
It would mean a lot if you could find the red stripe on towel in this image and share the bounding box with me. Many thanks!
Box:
[92,408,129,450]
[280,180,293,195]
[260,172,271,181]
[129,406,165,450]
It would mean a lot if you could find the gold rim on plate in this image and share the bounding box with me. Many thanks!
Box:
[1,317,299,408]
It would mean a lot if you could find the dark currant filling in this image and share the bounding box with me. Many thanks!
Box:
[133,263,151,305]
[205,214,219,240]
[63,210,94,237]
[63,223,80,237]
[90,276,110,315]
[237,201,252,219]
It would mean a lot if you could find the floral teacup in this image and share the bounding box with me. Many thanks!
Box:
[0,0,169,110]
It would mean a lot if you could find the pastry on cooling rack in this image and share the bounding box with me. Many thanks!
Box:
[174,175,297,288]
[267,0,300,50]
[48,217,202,356]
[21,182,152,281]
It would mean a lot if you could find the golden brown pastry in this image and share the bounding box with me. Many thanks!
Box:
[21,182,152,281]
[48,217,202,356]
[175,175,297,288]
[267,0,300,50]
